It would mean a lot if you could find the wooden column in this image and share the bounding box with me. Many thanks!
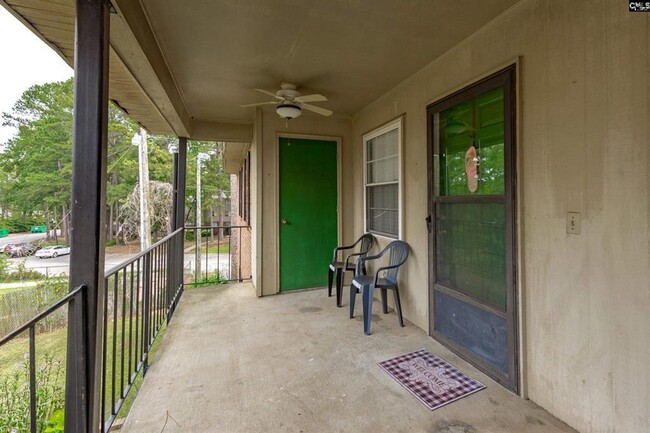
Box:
[65,0,110,432]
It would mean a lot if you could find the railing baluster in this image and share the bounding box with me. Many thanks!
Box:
[239,228,242,282]
[228,229,232,280]
[121,269,127,397]
[102,277,109,430]
[204,232,208,282]
[111,271,118,415]
[128,262,134,383]
[142,252,151,374]
[29,325,37,433]
[134,259,140,367]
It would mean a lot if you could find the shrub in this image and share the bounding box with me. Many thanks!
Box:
[44,410,64,433]
[0,353,65,433]
[190,270,228,288]
[0,218,44,234]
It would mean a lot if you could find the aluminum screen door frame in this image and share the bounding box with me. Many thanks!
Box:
[426,65,519,393]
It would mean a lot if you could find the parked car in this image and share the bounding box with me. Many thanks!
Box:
[1,242,25,254]
[35,245,71,259]
[8,243,40,258]
[31,225,47,233]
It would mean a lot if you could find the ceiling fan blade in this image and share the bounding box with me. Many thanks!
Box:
[240,101,277,107]
[254,88,283,99]
[295,94,327,103]
[302,103,333,117]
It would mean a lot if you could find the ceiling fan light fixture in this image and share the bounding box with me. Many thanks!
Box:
[276,103,302,119]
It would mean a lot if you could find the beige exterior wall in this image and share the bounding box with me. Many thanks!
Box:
[259,111,353,296]
[251,108,263,295]
[351,1,650,432]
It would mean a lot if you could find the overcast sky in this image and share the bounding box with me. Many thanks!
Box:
[0,7,73,145]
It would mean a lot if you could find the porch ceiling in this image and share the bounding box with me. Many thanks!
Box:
[139,0,520,122]
[2,0,520,138]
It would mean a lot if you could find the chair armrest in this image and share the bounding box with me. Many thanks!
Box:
[355,253,383,276]
[332,237,363,261]
[344,252,365,269]
[373,264,402,286]
[332,244,353,261]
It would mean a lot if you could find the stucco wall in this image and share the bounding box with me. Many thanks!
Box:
[259,111,353,296]
[350,1,650,432]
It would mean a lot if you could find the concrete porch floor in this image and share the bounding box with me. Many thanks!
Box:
[121,283,576,433]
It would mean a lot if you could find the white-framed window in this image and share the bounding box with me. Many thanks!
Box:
[363,117,402,239]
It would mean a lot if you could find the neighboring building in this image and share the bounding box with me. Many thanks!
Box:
[229,153,251,281]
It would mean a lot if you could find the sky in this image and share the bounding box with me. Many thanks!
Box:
[0,7,73,145]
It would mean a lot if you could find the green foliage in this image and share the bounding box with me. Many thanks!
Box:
[0,261,45,283]
[0,254,8,278]
[189,270,228,288]
[0,218,43,233]
[44,410,64,433]
[0,353,65,433]
[105,238,125,247]
[0,79,230,245]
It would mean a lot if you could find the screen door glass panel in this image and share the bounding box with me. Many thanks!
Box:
[438,88,505,196]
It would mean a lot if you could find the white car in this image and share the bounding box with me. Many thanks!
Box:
[35,245,71,259]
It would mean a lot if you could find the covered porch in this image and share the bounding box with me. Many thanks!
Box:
[1,1,649,433]
[120,283,573,433]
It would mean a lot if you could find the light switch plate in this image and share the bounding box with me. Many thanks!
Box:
[567,212,581,235]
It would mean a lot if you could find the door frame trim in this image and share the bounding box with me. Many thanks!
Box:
[274,133,343,292]
[426,64,519,393]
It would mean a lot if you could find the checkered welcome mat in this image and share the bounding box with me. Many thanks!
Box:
[378,349,485,411]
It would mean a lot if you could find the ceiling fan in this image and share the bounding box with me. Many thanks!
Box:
[241,83,333,119]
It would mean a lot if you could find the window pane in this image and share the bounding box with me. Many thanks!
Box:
[435,202,506,309]
[367,128,399,184]
[367,183,398,236]
[437,87,504,196]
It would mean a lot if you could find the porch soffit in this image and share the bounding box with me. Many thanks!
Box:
[0,0,176,136]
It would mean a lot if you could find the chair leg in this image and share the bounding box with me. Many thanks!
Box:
[349,283,356,319]
[380,288,388,314]
[393,285,404,327]
[335,269,343,307]
[362,285,374,335]
[327,268,333,297]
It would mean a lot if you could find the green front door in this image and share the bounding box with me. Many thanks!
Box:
[279,137,338,291]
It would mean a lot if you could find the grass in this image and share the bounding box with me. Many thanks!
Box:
[202,242,230,254]
[0,283,41,295]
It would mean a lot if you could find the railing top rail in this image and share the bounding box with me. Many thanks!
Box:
[0,284,86,345]
[185,225,250,229]
[104,227,184,278]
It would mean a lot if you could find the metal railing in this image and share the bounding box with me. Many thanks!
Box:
[184,225,251,287]
[0,284,86,433]
[0,224,250,432]
[101,228,184,432]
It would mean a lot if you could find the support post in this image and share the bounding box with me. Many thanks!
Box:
[65,0,110,432]
[171,138,187,312]
[173,137,187,231]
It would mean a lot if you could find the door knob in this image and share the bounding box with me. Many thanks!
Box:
[281,218,288,225]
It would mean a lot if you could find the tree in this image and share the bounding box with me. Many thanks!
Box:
[0,80,73,236]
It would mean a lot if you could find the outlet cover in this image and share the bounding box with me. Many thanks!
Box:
[566,212,581,235]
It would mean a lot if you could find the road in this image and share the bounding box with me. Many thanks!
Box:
[0,231,49,245]
[6,250,232,278]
